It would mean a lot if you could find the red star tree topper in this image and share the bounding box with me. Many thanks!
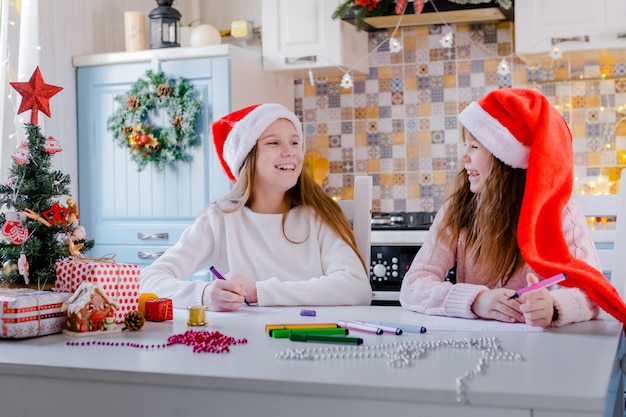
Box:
[10,66,63,124]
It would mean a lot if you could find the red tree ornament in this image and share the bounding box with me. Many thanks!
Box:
[2,212,29,245]
[10,66,63,125]
[2,222,28,244]
[42,201,70,226]
[11,142,30,165]
[44,136,63,154]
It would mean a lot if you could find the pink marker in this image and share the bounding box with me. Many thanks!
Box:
[507,273,567,300]
[337,320,383,335]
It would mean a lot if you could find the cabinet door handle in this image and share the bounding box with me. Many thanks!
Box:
[551,35,589,45]
[285,55,317,64]
[138,251,165,259]
[137,232,169,240]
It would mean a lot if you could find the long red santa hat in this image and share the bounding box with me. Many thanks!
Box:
[458,88,626,326]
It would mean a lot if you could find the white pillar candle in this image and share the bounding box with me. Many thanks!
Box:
[124,11,146,52]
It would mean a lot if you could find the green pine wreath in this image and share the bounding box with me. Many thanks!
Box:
[106,70,202,171]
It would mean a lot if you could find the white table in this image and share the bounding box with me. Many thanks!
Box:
[0,306,623,417]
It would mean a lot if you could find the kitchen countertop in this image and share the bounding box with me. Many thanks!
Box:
[371,229,430,245]
[0,306,622,417]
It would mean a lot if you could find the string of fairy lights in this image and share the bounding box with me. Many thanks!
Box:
[2,0,40,150]
[329,0,568,90]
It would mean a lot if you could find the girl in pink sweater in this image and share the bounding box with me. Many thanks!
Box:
[400,88,626,327]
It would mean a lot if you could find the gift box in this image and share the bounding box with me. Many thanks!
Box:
[144,298,173,322]
[0,288,71,338]
[55,258,140,323]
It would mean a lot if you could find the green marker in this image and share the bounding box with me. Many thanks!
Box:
[270,328,349,338]
[289,333,363,345]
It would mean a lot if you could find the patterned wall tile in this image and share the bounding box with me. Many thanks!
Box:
[296,21,626,210]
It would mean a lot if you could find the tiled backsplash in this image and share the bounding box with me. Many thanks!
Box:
[293,22,626,212]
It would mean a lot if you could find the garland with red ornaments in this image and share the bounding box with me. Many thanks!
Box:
[106,70,202,171]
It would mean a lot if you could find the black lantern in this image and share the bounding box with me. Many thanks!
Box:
[148,0,181,49]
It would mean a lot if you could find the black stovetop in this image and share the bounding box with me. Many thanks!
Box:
[371,212,436,230]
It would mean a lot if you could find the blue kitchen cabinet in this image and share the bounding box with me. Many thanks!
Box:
[75,47,294,279]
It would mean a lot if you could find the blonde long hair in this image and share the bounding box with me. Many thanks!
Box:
[437,147,527,287]
[217,146,366,272]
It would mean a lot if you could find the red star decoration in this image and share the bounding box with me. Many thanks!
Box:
[10,67,63,125]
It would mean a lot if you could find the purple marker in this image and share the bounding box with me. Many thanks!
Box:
[210,265,250,306]
[300,309,316,317]
[209,265,227,281]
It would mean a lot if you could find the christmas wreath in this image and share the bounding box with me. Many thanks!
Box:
[106,70,202,171]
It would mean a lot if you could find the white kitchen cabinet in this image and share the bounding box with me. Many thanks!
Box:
[261,0,369,74]
[515,0,626,63]
[73,45,293,278]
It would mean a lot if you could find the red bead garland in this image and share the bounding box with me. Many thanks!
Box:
[168,330,248,353]
[65,330,248,353]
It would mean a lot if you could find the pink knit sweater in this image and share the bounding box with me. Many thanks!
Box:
[399,199,600,326]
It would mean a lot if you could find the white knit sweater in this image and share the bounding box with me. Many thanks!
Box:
[140,204,372,308]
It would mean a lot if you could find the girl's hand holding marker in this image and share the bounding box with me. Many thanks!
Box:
[210,266,251,307]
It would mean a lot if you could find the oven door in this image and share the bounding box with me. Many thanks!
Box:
[370,244,421,305]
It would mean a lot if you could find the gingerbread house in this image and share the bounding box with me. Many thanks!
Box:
[62,281,118,332]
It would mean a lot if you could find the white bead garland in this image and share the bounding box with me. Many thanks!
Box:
[275,336,524,403]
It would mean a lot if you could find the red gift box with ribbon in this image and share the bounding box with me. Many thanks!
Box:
[0,288,71,338]
[144,298,172,322]
[54,257,140,323]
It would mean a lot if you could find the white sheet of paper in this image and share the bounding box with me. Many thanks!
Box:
[204,305,282,318]
[173,305,282,319]
[423,315,544,332]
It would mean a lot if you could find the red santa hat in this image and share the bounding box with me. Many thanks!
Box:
[212,103,303,182]
[458,88,626,326]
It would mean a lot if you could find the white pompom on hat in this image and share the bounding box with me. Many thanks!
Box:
[212,103,303,182]
[458,88,626,326]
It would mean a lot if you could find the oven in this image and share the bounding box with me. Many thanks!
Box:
[369,212,435,305]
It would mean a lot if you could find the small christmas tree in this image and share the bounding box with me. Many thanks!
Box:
[0,67,93,287]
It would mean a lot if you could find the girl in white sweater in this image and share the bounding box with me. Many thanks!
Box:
[140,104,371,311]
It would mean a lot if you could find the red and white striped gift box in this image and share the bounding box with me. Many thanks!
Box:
[0,288,71,338]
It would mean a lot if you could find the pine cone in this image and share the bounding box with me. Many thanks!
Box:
[126,96,140,110]
[123,310,145,331]
[157,84,171,97]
